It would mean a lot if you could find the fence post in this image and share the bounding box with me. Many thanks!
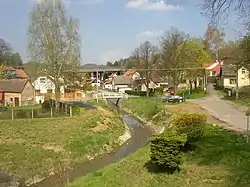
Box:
[51,107,53,118]
[70,106,72,117]
[31,108,34,119]
[11,109,13,120]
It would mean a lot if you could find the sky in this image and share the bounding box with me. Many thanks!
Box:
[0,0,245,65]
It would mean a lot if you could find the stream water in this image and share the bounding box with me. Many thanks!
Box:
[28,102,153,187]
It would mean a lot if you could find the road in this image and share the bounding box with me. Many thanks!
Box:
[189,84,248,131]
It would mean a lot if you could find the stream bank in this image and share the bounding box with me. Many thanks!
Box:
[24,102,153,187]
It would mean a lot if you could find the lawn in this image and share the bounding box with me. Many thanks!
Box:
[0,106,125,181]
[70,125,250,187]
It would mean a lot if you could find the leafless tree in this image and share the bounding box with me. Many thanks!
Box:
[160,28,190,90]
[132,41,159,97]
[201,0,250,28]
[28,0,81,104]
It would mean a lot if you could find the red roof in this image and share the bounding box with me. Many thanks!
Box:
[16,69,29,78]
[124,69,136,77]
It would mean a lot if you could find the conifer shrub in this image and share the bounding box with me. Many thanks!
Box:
[150,130,187,171]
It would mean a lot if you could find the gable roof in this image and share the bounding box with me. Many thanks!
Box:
[124,69,137,77]
[0,79,29,93]
[113,76,132,85]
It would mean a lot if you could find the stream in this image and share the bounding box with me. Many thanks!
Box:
[27,102,153,187]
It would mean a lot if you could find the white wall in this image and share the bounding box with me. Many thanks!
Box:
[104,84,112,90]
[33,76,65,94]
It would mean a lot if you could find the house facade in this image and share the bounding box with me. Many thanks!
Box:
[33,75,65,103]
[112,76,132,93]
[0,79,35,106]
[217,66,250,88]
[124,69,140,80]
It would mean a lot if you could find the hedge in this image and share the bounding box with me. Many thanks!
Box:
[125,87,164,96]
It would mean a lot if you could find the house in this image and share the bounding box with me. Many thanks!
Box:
[33,75,65,103]
[133,75,162,91]
[103,79,112,90]
[217,66,250,88]
[205,60,224,76]
[124,69,141,80]
[0,79,35,106]
[112,76,132,93]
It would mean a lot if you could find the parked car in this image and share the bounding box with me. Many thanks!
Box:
[163,95,184,103]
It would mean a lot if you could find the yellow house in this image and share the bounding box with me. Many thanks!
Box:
[217,66,250,88]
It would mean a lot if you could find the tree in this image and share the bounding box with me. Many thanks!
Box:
[240,33,250,64]
[28,0,81,102]
[160,28,190,89]
[0,38,12,65]
[132,41,158,97]
[178,39,211,89]
[10,53,23,66]
[204,26,225,60]
[201,0,250,27]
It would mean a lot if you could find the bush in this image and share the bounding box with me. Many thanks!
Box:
[150,131,187,170]
[42,100,51,108]
[72,106,81,116]
[154,87,164,96]
[15,110,29,118]
[172,113,207,144]
[125,90,147,96]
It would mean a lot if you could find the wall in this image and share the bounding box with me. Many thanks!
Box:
[21,81,35,105]
[132,72,140,80]
[4,93,21,106]
[33,76,65,96]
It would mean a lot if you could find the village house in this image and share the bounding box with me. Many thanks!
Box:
[124,69,141,80]
[112,76,132,93]
[0,79,35,106]
[33,73,85,103]
[133,75,162,91]
[217,66,250,88]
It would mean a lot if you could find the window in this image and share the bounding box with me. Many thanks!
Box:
[229,79,236,84]
[10,98,13,101]
[40,77,46,83]
[242,69,246,74]
[47,89,53,94]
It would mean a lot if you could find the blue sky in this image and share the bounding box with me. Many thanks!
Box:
[0,0,244,64]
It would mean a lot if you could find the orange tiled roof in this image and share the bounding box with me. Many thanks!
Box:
[124,69,136,77]
[16,69,29,78]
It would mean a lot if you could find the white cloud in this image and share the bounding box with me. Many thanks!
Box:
[99,49,129,63]
[126,0,181,11]
[137,30,164,38]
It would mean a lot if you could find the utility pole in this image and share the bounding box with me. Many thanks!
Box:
[96,70,99,103]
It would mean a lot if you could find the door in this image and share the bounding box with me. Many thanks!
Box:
[14,97,19,106]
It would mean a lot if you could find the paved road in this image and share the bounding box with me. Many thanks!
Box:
[190,84,248,131]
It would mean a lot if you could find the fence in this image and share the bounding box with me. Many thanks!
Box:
[0,105,72,120]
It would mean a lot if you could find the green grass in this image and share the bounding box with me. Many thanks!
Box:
[0,107,125,181]
[0,104,42,110]
[121,97,163,120]
[70,125,250,187]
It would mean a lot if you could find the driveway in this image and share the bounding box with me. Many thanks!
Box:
[189,84,248,132]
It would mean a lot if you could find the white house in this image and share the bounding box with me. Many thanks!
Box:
[124,69,141,80]
[217,66,250,88]
[112,76,132,93]
[33,75,65,103]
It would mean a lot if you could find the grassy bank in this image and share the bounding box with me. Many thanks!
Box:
[121,97,163,121]
[70,125,250,187]
[0,106,125,181]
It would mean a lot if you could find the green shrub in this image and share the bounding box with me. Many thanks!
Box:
[15,110,29,118]
[150,131,187,170]
[125,90,147,96]
[154,87,164,96]
[42,100,51,108]
[172,113,207,144]
[72,106,81,116]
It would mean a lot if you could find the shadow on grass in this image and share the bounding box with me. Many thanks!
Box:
[192,125,250,187]
[143,161,180,174]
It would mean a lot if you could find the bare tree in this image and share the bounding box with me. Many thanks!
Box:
[132,41,158,97]
[201,0,250,28]
[28,0,81,103]
[160,28,190,90]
